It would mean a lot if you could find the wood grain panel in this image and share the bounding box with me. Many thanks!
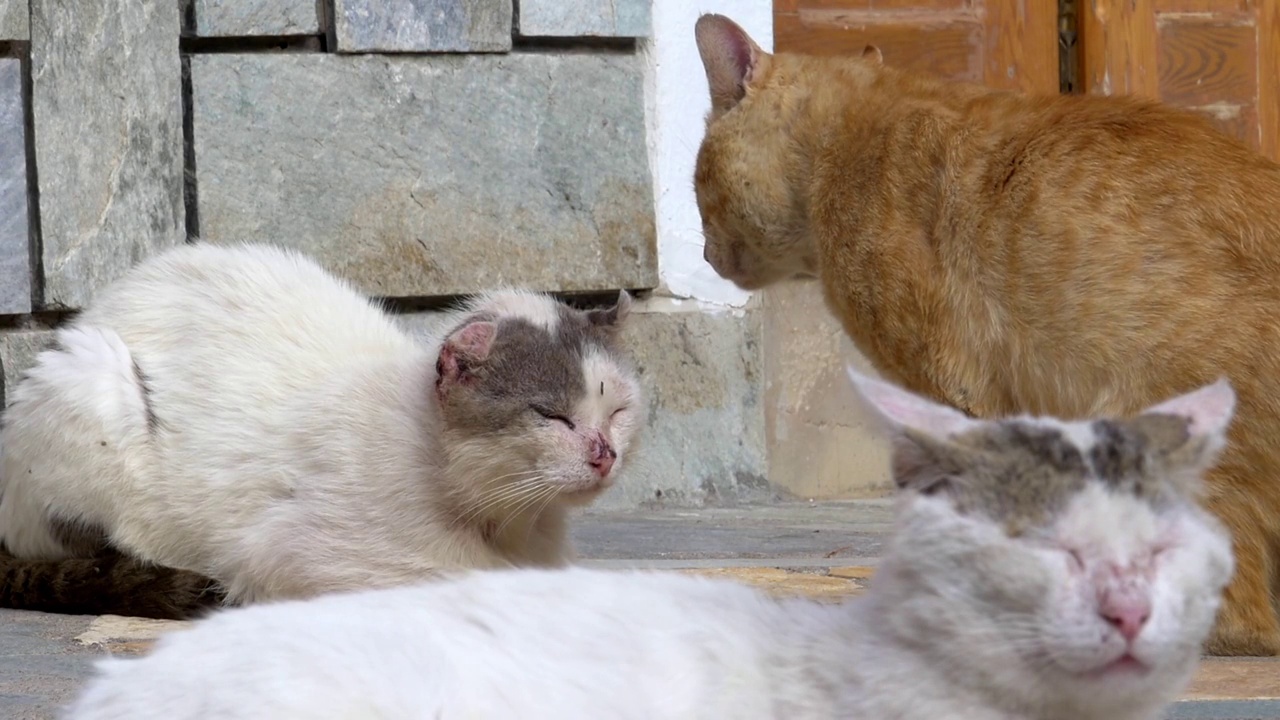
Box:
[774,12,983,80]
[1186,103,1261,150]
[1081,0,1162,98]
[1157,18,1257,107]
[984,0,1060,93]
[775,0,967,12]
[1153,0,1252,12]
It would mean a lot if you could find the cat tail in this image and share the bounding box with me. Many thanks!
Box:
[0,548,227,620]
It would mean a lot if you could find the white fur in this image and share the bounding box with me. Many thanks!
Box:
[63,371,1234,720]
[62,487,1231,720]
[0,243,643,603]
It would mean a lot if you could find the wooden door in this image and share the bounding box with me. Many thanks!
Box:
[774,1,1061,94]
[1078,0,1279,161]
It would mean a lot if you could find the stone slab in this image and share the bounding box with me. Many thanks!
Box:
[517,0,651,38]
[763,281,894,499]
[191,52,655,298]
[0,58,31,314]
[605,306,767,508]
[0,0,27,40]
[333,0,512,53]
[0,609,98,719]
[30,0,185,310]
[0,328,54,407]
[572,501,894,560]
[189,0,320,36]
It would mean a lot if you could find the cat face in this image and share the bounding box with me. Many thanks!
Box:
[692,15,859,289]
[849,368,1235,712]
[434,290,644,513]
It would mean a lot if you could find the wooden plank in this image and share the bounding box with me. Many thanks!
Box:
[1185,103,1260,150]
[1157,18,1257,107]
[773,12,984,81]
[776,0,966,12]
[1154,0,1251,12]
[1080,0,1162,98]
[1260,0,1280,161]
[983,0,1060,94]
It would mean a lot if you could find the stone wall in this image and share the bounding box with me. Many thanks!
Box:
[0,0,775,508]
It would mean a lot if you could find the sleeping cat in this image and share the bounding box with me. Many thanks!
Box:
[692,13,1280,656]
[0,242,643,614]
[63,367,1234,720]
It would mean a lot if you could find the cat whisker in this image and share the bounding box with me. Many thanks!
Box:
[522,486,563,545]
[492,485,557,540]
[458,477,551,525]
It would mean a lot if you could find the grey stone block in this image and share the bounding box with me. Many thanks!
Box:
[192,52,657,298]
[0,0,27,40]
[517,0,651,38]
[31,0,185,310]
[604,307,768,509]
[333,0,512,53]
[0,328,55,407]
[0,59,31,315]
[189,0,320,36]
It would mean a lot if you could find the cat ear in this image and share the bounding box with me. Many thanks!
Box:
[845,366,977,493]
[1143,378,1235,440]
[695,14,767,118]
[1140,378,1236,470]
[586,290,632,331]
[845,366,977,440]
[436,320,497,391]
[861,45,883,64]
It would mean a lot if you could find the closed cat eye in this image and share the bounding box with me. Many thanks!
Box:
[531,405,575,430]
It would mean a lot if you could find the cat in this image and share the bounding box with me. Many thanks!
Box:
[62,367,1234,720]
[691,12,1280,656]
[0,242,644,614]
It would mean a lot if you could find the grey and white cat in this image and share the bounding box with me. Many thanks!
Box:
[0,242,644,607]
[64,367,1234,720]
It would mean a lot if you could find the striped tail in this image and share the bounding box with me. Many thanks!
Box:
[0,549,227,620]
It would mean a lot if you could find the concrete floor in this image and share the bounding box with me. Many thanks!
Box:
[1,501,1276,719]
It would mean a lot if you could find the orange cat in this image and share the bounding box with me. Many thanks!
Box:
[692,14,1280,656]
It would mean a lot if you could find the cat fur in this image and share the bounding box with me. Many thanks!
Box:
[692,12,1280,655]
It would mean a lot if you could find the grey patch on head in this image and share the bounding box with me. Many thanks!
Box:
[441,302,627,436]
[48,516,112,556]
[1088,415,1193,502]
[939,422,1091,532]
[934,414,1198,534]
[132,359,160,435]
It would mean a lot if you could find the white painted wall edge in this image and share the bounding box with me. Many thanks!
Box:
[641,0,774,312]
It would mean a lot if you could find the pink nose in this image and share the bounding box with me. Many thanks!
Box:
[588,432,617,478]
[1099,593,1151,642]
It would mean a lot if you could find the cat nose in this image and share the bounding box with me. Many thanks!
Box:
[1099,592,1151,642]
[589,434,617,478]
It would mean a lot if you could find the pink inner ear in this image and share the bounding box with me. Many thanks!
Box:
[696,14,759,110]
[448,321,496,362]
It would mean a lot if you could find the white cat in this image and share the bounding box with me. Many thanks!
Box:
[63,368,1234,720]
[0,242,644,607]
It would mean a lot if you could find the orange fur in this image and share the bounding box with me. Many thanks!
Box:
[692,13,1280,656]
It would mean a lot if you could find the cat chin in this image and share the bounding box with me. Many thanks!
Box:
[1077,653,1152,679]
[547,478,610,506]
